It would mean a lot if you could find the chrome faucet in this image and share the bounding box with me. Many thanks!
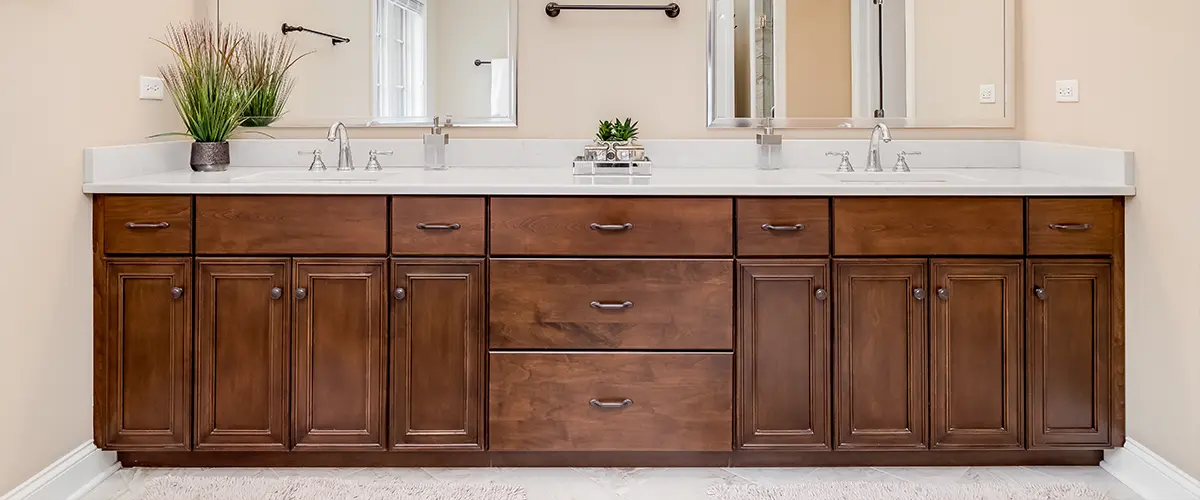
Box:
[865,123,892,172]
[327,122,353,171]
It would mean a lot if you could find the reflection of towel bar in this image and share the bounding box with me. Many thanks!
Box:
[281,23,350,45]
[545,2,681,18]
[474,59,492,66]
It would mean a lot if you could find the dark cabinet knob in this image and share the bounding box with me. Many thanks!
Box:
[814,288,828,301]
[1034,287,1047,301]
[394,288,407,301]
[295,288,308,300]
[913,288,927,301]
[936,288,950,301]
[270,287,283,300]
[170,287,184,300]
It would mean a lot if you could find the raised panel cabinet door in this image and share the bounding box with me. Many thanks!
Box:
[834,260,928,450]
[737,261,831,450]
[195,259,290,451]
[99,258,192,451]
[390,260,485,451]
[292,259,388,451]
[930,260,1024,450]
[1028,260,1113,449]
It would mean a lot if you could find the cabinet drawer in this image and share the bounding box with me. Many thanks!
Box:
[833,198,1024,256]
[1027,199,1116,255]
[737,198,830,256]
[490,260,733,350]
[196,196,387,255]
[100,196,192,254]
[489,352,733,451]
[490,198,733,256]
[392,197,486,256]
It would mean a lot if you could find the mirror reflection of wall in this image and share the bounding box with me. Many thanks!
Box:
[710,0,1011,127]
[216,0,516,126]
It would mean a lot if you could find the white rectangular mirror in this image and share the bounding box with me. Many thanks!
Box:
[709,0,1014,128]
[214,0,518,127]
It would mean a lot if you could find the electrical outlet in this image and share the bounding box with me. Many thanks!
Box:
[139,76,165,100]
[979,84,997,104]
[1056,79,1080,103]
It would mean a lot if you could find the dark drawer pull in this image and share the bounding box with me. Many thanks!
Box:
[1049,223,1093,231]
[125,222,170,229]
[590,398,633,409]
[590,223,633,232]
[416,223,462,231]
[762,223,805,232]
[170,287,184,300]
[591,301,634,310]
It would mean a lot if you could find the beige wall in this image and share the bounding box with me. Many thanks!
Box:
[912,0,1006,121]
[785,0,851,117]
[0,0,191,493]
[1023,0,1200,479]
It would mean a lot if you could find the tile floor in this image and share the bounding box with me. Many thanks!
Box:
[79,466,1142,500]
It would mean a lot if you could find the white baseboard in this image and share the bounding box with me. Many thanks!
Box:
[0,441,119,500]
[1103,438,1200,500]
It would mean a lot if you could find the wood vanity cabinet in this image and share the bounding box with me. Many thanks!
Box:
[97,258,192,451]
[390,260,486,451]
[92,194,1125,465]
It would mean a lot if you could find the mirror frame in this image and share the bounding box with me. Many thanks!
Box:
[216,0,519,128]
[707,0,1016,129]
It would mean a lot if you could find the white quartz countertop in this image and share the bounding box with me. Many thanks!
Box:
[81,166,1136,197]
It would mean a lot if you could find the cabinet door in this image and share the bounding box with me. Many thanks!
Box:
[195,259,290,451]
[834,260,928,450]
[99,259,192,450]
[930,260,1023,450]
[292,259,387,451]
[391,260,485,451]
[737,261,830,450]
[1028,260,1112,449]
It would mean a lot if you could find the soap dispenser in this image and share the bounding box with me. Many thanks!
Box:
[756,123,783,170]
[424,116,450,171]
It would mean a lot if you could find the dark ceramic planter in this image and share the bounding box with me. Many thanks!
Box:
[190,142,230,172]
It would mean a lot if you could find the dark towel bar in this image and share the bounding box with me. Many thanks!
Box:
[281,23,350,45]
[544,2,681,18]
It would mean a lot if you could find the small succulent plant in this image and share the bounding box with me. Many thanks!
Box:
[596,118,640,142]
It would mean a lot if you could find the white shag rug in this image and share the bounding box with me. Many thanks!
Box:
[128,476,525,500]
[708,481,1108,500]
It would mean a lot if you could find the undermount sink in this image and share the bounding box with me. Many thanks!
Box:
[232,171,396,184]
[819,172,982,184]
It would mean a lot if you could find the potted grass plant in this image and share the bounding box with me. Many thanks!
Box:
[154,21,255,172]
[239,33,310,127]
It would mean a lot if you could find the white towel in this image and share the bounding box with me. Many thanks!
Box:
[490,58,512,118]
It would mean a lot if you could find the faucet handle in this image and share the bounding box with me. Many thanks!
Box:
[827,151,854,172]
[365,150,394,172]
[893,151,922,172]
[299,150,327,171]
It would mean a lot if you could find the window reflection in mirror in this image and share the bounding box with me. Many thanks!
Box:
[214,0,517,127]
[710,0,1012,128]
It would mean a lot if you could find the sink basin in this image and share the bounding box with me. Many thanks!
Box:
[820,172,981,184]
[232,171,396,184]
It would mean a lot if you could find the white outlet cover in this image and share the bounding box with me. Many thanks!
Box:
[139,76,165,100]
[979,84,997,104]
[1056,79,1080,103]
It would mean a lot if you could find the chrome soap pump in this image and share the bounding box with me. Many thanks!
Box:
[756,123,783,170]
[424,116,450,171]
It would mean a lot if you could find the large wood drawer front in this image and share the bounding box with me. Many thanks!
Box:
[490,260,734,350]
[196,196,388,255]
[737,199,831,256]
[833,198,1024,256]
[489,198,734,256]
[1027,199,1116,255]
[100,196,193,254]
[489,353,733,451]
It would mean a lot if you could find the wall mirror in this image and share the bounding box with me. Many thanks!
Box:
[213,0,518,127]
[709,0,1014,128]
